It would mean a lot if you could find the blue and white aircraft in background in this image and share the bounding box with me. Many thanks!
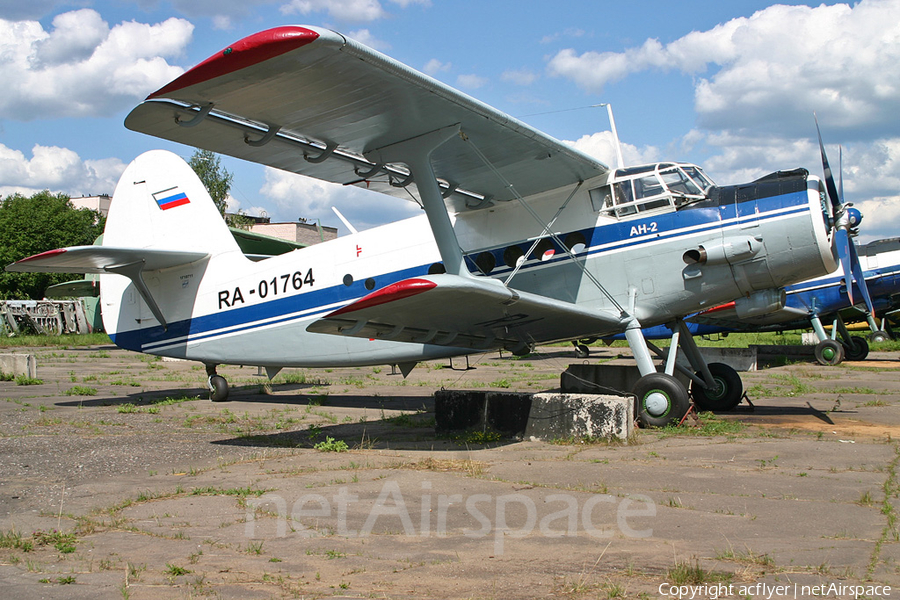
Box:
[6,26,853,426]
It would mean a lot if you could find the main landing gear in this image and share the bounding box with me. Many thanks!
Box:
[206,364,229,402]
[625,318,744,427]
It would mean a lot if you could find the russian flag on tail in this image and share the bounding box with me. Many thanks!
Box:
[152,186,191,211]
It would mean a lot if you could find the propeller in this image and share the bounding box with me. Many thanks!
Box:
[815,115,875,317]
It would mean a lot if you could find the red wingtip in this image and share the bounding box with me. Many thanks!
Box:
[330,278,437,317]
[17,248,68,263]
[148,26,320,99]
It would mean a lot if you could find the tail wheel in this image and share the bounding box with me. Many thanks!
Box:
[209,375,229,402]
[843,336,869,361]
[691,362,743,412]
[634,373,690,428]
[814,339,844,366]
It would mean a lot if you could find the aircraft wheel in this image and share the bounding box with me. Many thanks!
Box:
[869,330,890,343]
[574,344,590,358]
[209,375,229,402]
[634,373,690,428]
[843,336,869,361]
[691,362,743,412]
[814,339,844,366]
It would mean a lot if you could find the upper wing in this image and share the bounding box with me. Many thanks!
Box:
[125,26,608,213]
[306,274,624,354]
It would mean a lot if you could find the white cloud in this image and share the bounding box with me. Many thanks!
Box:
[547,0,900,139]
[423,58,450,76]
[501,68,538,86]
[280,0,387,22]
[563,131,660,171]
[0,9,192,121]
[0,143,125,198]
[347,28,389,51]
[260,168,420,232]
[456,74,488,90]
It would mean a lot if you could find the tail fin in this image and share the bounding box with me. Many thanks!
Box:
[103,149,240,256]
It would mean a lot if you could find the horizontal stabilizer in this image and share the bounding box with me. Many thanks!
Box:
[6,246,209,274]
[307,275,623,354]
[7,246,209,331]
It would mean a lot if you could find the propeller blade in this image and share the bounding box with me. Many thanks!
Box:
[838,146,844,204]
[848,238,876,316]
[815,113,842,212]
[834,227,855,306]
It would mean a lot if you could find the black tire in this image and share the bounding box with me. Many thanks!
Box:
[843,336,869,361]
[574,344,590,358]
[634,373,690,428]
[691,362,744,412]
[209,375,229,402]
[814,339,844,366]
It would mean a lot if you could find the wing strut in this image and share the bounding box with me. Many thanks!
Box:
[368,124,471,277]
[460,133,626,315]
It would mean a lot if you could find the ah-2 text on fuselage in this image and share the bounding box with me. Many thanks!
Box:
[8,26,841,427]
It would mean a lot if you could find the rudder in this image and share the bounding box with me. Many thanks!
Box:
[103,150,240,256]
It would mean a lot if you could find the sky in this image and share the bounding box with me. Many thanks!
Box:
[2,0,900,241]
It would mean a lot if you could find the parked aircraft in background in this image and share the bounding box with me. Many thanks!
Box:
[7,26,849,427]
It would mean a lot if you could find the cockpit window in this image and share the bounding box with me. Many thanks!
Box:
[659,169,702,195]
[680,165,715,193]
[591,162,712,220]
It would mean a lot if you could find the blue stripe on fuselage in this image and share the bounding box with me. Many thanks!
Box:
[111,190,812,353]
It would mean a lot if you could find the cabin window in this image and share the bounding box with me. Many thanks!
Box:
[475,251,496,275]
[503,245,525,268]
[564,232,587,253]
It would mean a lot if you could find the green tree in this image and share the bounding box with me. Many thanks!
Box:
[188,149,233,216]
[0,191,105,299]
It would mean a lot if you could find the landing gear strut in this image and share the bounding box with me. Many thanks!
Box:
[206,364,229,402]
[626,318,744,426]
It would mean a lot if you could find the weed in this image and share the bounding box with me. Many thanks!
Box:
[15,375,43,386]
[165,563,191,576]
[65,385,97,396]
[0,529,33,552]
[667,559,732,585]
[57,575,76,584]
[247,541,264,555]
[314,436,349,452]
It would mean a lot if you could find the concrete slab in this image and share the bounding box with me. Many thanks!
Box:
[524,393,633,441]
[0,353,36,378]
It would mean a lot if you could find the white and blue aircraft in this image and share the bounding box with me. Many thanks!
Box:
[7,26,847,427]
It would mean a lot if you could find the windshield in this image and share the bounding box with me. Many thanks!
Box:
[595,162,713,219]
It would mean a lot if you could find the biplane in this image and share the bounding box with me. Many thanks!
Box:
[8,26,848,426]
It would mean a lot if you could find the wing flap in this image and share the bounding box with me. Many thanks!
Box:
[125,26,608,212]
[306,275,624,353]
